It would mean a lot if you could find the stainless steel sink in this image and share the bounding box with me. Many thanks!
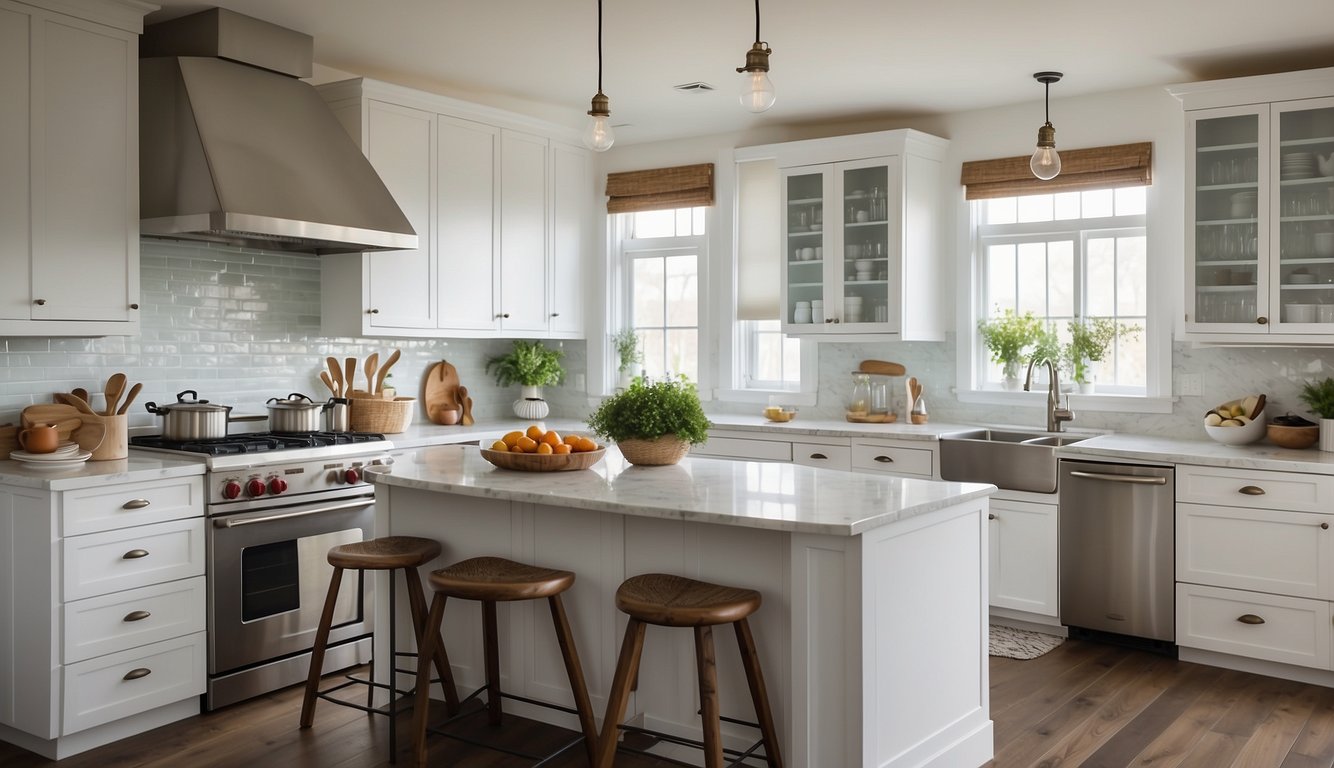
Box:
[938,429,1089,493]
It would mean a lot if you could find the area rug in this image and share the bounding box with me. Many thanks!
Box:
[989,625,1065,660]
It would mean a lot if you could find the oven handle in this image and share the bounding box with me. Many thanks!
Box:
[212,499,374,529]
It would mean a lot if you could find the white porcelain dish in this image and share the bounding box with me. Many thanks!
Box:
[1203,418,1265,445]
[9,449,93,468]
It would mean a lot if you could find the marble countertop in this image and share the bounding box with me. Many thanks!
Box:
[702,414,982,441]
[1058,433,1334,475]
[0,455,204,490]
[371,444,996,537]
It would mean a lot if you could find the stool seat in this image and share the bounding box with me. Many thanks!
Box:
[428,556,575,601]
[616,573,761,627]
[327,536,441,570]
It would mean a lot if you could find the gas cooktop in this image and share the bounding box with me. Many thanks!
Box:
[130,431,387,456]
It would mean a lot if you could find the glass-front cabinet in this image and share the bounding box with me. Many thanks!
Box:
[1177,68,1334,340]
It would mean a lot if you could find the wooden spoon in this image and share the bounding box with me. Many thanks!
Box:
[327,357,343,397]
[345,358,357,396]
[320,371,337,397]
[72,387,90,406]
[104,372,127,416]
[55,392,99,416]
[374,349,400,396]
[364,353,379,396]
[116,382,143,415]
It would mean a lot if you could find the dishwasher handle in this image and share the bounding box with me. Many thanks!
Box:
[1068,470,1168,486]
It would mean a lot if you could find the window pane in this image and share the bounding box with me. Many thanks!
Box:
[666,329,698,382]
[986,198,1016,225]
[1081,189,1113,218]
[1086,237,1116,316]
[754,331,783,382]
[1017,194,1053,223]
[1117,236,1147,315]
[1016,242,1048,315]
[1048,241,1074,317]
[782,335,801,383]
[1115,187,1146,216]
[1117,324,1147,387]
[664,253,698,325]
[986,244,1016,311]
[1053,192,1081,220]
[631,210,675,239]
[632,257,665,327]
[640,328,665,379]
[692,206,707,235]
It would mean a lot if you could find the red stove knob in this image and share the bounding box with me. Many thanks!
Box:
[268,477,288,495]
[222,481,243,500]
[343,468,361,485]
[246,478,267,498]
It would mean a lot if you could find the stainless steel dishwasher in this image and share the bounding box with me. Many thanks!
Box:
[1059,459,1175,643]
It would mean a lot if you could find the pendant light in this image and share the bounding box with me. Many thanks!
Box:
[736,0,775,113]
[583,0,614,152]
[1030,71,1062,180]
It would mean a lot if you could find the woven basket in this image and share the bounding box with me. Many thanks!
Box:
[349,396,414,434]
[616,435,691,466]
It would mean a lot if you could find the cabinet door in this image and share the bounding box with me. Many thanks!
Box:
[437,115,500,331]
[549,142,588,337]
[835,157,898,331]
[1271,96,1334,330]
[31,13,138,323]
[1177,502,1334,599]
[499,130,549,333]
[1185,105,1269,334]
[780,166,831,333]
[0,5,28,321]
[988,498,1058,617]
[364,100,436,329]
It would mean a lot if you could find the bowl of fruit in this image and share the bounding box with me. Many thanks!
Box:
[482,425,605,471]
[1203,394,1266,445]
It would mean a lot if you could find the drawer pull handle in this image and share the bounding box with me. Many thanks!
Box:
[809,453,828,460]
[874,455,895,463]
[1238,485,1266,496]
[121,498,151,510]
[122,549,149,560]
[1236,614,1266,625]
[122,668,152,681]
[123,610,151,622]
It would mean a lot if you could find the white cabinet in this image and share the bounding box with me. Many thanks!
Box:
[0,0,146,336]
[0,474,205,759]
[988,496,1059,618]
[758,130,947,340]
[318,78,590,339]
[849,438,935,479]
[791,440,852,470]
[1172,67,1334,341]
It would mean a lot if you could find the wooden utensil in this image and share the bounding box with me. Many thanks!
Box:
[320,371,337,396]
[22,403,81,429]
[327,357,343,397]
[103,372,127,416]
[859,360,907,376]
[54,392,99,416]
[374,349,400,396]
[345,358,357,396]
[364,353,379,396]
[117,382,143,415]
[0,424,16,457]
[72,387,90,406]
[425,361,462,424]
[73,420,106,454]
[459,385,474,426]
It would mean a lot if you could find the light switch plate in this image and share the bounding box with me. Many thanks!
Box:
[1178,373,1202,397]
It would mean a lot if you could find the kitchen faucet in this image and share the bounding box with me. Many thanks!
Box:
[1024,357,1075,432]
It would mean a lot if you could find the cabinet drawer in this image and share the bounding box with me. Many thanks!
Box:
[62,631,205,735]
[792,442,852,470]
[1176,465,1334,513]
[62,476,204,536]
[692,436,792,462]
[64,576,206,663]
[1177,503,1334,599]
[1176,583,1330,670]
[63,518,205,601]
[850,440,934,478]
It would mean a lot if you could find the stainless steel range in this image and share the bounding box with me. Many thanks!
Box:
[130,431,393,709]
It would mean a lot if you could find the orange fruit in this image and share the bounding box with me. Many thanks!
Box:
[541,430,562,447]
[489,440,509,452]
[516,436,538,453]
[526,425,544,440]
[576,436,598,453]
[502,431,524,448]
[553,443,572,455]
[535,442,553,455]
[563,434,582,447]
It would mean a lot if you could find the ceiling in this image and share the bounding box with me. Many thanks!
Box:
[146,0,1334,146]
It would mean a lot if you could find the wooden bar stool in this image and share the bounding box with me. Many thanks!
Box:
[410,555,598,767]
[300,536,460,764]
[597,573,783,768]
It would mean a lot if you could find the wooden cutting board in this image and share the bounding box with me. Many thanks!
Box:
[22,403,82,432]
[0,424,16,457]
[424,360,462,425]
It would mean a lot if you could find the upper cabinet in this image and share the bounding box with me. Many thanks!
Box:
[749,129,948,340]
[1173,67,1334,342]
[0,0,149,336]
[318,79,590,340]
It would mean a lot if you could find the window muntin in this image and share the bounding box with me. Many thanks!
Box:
[617,207,706,384]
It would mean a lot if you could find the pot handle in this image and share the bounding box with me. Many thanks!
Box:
[145,401,162,415]
[286,393,314,403]
[175,389,204,404]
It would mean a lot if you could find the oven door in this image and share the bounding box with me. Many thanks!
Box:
[208,496,374,675]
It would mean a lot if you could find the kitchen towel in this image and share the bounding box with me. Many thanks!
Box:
[989,624,1064,660]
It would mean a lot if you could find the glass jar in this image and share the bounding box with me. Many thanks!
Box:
[869,375,889,415]
[848,372,871,417]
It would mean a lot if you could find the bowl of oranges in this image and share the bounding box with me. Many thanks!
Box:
[481,425,605,472]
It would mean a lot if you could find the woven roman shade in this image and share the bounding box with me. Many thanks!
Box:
[606,163,714,213]
[960,142,1152,200]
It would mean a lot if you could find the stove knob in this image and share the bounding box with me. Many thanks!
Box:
[344,468,361,485]
[329,470,344,484]
[246,478,267,498]
[222,480,243,500]
[268,477,288,495]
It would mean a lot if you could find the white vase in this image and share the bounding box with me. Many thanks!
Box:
[512,385,549,420]
[1078,381,1095,395]
[617,363,641,390]
[1322,419,1334,453]
[1001,360,1021,391]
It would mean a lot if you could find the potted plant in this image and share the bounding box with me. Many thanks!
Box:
[1065,317,1141,394]
[587,376,711,466]
[486,340,565,419]
[1299,377,1334,452]
[977,309,1042,390]
[612,328,643,389]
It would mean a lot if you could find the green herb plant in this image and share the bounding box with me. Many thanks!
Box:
[612,329,643,373]
[485,340,565,388]
[1299,377,1334,419]
[1066,317,1141,385]
[587,376,711,445]
[977,309,1043,375]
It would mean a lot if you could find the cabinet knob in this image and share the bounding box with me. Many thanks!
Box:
[123,610,151,622]
[122,549,149,560]
[129,303,140,310]
[1323,522,1330,531]
[1236,614,1266,625]
[1256,316,1268,325]
[502,313,510,319]
[873,455,894,463]
[1238,485,1266,496]
[551,312,560,318]
[33,298,46,306]
[988,513,997,520]
[122,667,152,681]
[367,308,380,314]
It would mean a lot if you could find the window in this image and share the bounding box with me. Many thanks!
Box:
[738,319,802,389]
[616,207,706,383]
[975,187,1148,394]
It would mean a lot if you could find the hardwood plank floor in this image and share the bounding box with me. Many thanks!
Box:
[5,639,1334,767]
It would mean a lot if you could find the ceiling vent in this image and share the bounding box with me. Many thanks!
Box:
[673,81,716,93]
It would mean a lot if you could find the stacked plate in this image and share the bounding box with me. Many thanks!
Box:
[9,442,93,469]
[1282,152,1315,180]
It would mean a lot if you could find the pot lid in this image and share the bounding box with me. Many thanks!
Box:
[267,393,323,410]
[146,389,231,414]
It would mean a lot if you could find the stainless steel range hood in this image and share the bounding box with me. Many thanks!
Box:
[139,9,416,254]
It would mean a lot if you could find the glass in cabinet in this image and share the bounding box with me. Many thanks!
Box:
[1274,98,1334,329]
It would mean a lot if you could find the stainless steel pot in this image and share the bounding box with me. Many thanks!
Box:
[145,390,233,440]
[266,392,330,433]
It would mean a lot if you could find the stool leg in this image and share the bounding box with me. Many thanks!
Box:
[388,573,398,763]
[734,618,783,768]
[482,600,502,726]
[412,592,448,768]
[404,566,459,715]
[596,617,647,768]
[300,566,344,729]
[547,594,599,766]
[694,625,724,768]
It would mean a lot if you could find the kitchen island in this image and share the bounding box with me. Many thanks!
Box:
[370,444,996,768]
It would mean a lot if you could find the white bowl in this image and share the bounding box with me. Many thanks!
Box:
[854,259,874,271]
[1204,417,1265,445]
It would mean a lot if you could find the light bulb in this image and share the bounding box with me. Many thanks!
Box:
[583,113,614,152]
[1030,146,1061,180]
[740,70,776,113]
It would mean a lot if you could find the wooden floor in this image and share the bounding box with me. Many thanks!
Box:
[5,639,1334,767]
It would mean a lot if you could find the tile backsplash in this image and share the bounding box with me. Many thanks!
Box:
[0,240,586,428]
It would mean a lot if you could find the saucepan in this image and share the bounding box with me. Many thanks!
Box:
[266,392,332,433]
[145,390,234,440]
